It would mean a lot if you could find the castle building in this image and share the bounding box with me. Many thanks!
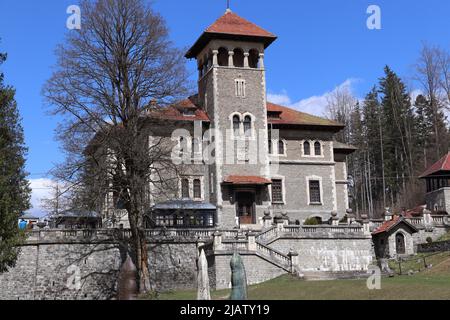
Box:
[103,10,355,230]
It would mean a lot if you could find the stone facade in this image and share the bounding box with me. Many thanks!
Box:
[0,227,376,299]
[425,187,450,213]
[0,233,199,300]
[98,10,352,231]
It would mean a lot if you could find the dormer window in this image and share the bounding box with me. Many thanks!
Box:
[268,111,282,119]
[182,109,196,117]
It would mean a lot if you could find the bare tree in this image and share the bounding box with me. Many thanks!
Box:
[43,0,189,293]
[40,181,71,218]
[325,84,357,143]
[438,49,450,109]
[414,44,450,158]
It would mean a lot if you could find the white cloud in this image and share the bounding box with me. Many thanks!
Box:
[267,91,292,106]
[27,178,55,218]
[268,78,360,117]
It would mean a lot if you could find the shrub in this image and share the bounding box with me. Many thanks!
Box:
[304,217,320,226]
[426,237,433,244]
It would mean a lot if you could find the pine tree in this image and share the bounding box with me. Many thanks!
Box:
[362,87,385,214]
[0,49,31,273]
[379,66,417,208]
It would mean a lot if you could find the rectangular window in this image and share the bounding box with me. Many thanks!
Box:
[272,179,283,203]
[210,172,215,194]
[309,180,321,204]
[181,179,190,198]
[235,79,246,97]
[193,179,202,199]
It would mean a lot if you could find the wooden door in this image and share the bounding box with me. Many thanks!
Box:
[236,192,255,225]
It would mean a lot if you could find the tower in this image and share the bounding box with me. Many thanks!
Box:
[186,10,277,228]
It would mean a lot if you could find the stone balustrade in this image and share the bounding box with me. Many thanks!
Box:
[25,228,219,244]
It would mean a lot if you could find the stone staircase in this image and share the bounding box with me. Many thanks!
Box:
[255,241,292,272]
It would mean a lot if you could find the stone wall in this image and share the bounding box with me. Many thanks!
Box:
[269,237,373,272]
[413,226,448,244]
[212,253,287,290]
[0,239,199,300]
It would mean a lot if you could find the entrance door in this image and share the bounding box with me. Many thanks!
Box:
[396,233,406,255]
[236,192,255,225]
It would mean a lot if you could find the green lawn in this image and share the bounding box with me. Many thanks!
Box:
[437,231,450,242]
[153,256,450,301]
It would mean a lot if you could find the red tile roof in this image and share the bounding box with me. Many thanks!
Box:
[404,205,426,218]
[267,102,344,130]
[205,10,276,38]
[372,216,401,235]
[223,176,272,185]
[372,216,418,235]
[147,96,210,122]
[145,96,344,130]
[420,152,450,178]
[186,10,277,58]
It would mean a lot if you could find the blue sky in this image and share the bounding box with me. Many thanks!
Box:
[0,0,449,216]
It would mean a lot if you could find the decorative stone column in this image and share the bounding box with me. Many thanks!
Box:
[212,50,218,67]
[331,211,339,226]
[247,232,257,251]
[243,52,250,68]
[346,208,355,225]
[361,214,370,235]
[213,231,222,251]
[263,211,273,229]
[274,214,285,231]
[288,249,299,274]
[423,209,432,226]
[259,53,265,69]
[228,51,235,67]
[384,208,393,221]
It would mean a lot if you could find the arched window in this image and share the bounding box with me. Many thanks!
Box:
[304,141,311,156]
[233,48,245,68]
[179,137,186,157]
[395,233,405,254]
[218,47,228,67]
[243,116,252,137]
[193,179,201,199]
[249,49,260,68]
[278,140,285,155]
[181,179,190,198]
[314,141,321,156]
[233,115,241,136]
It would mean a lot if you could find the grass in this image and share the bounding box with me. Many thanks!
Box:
[437,231,450,242]
[152,254,450,301]
[388,251,450,274]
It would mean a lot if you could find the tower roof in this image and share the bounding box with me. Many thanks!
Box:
[419,152,450,178]
[186,10,277,58]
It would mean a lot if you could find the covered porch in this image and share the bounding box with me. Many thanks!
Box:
[222,175,272,228]
[149,200,216,228]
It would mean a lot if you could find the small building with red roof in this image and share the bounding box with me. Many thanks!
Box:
[419,152,450,215]
[372,215,418,258]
